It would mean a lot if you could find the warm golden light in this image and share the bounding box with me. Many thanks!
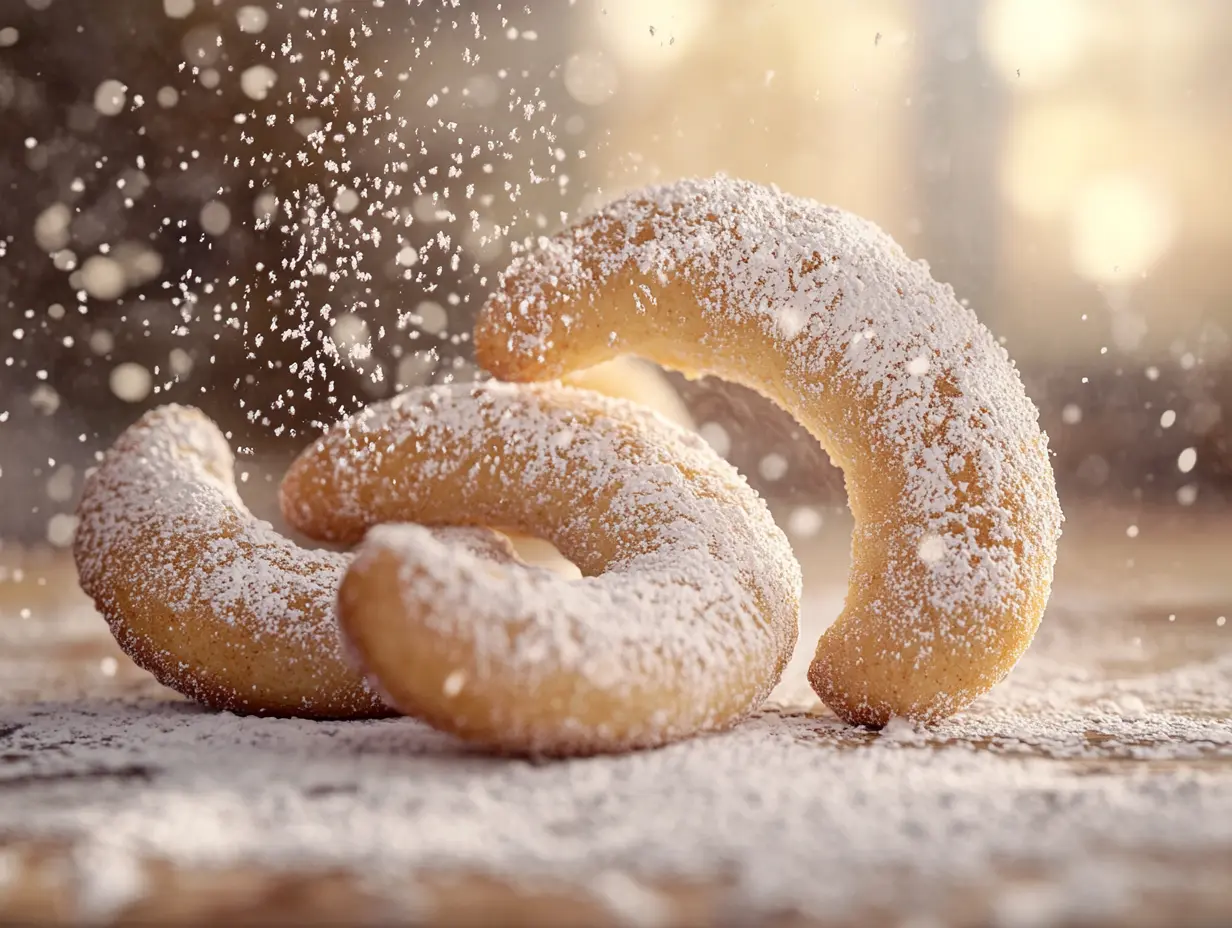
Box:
[999,100,1118,219]
[601,0,712,72]
[981,0,1091,89]
[1069,173,1177,284]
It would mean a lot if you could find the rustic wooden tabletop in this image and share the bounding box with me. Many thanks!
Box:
[1,505,1229,927]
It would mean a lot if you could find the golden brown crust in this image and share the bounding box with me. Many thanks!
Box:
[75,406,393,719]
[475,176,1063,726]
[281,382,801,755]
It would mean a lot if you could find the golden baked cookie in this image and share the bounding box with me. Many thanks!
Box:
[280,381,801,754]
[476,175,1063,727]
[74,404,509,719]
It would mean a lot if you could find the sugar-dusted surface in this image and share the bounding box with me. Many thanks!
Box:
[1,523,1231,927]
[282,381,800,754]
[478,175,1063,726]
[71,404,386,718]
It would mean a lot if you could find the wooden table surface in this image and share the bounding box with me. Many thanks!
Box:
[0,505,1230,927]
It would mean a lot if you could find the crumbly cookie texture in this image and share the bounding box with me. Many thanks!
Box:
[281,381,801,755]
[477,174,1063,726]
[73,404,502,719]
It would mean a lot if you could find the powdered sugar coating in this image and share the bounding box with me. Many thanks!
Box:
[2,596,1230,926]
[477,175,1063,725]
[73,405,384,718]
[282,381,802,753]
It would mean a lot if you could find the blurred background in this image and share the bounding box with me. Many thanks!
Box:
[2,0,1231,554]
